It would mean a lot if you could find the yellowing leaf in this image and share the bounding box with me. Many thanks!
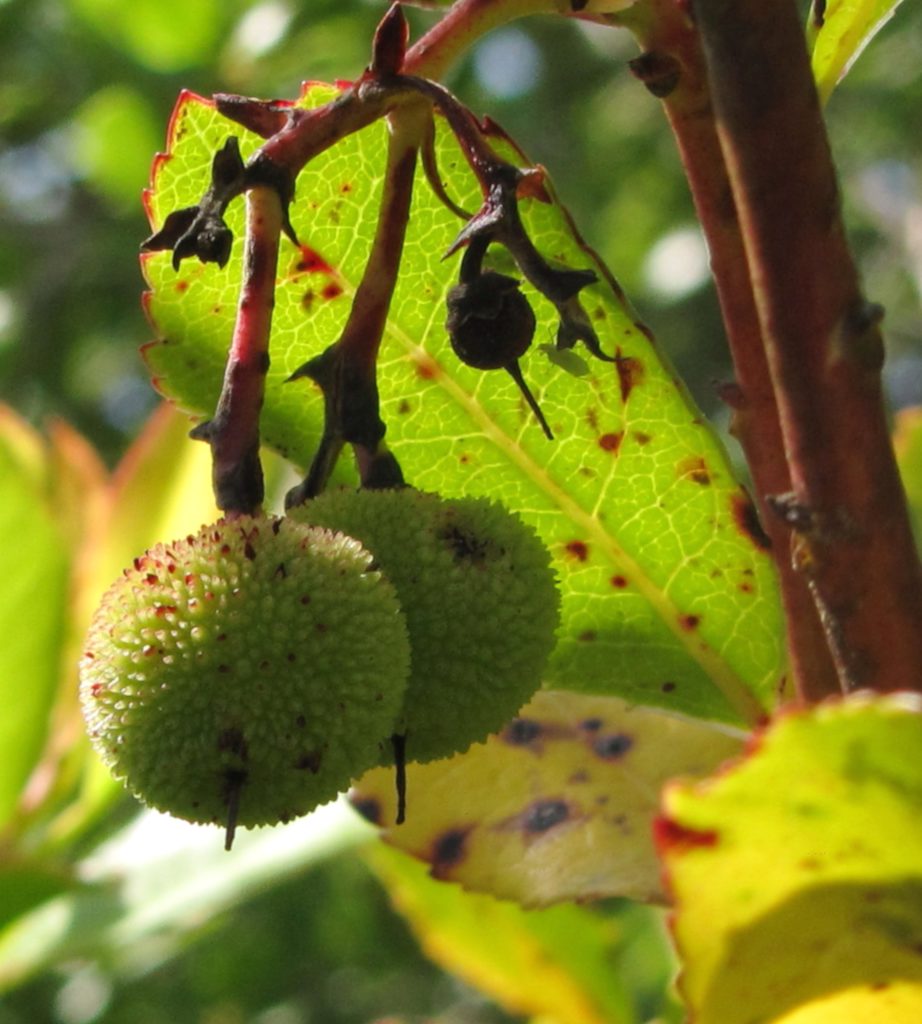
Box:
[352,690,743,906]
[367,843,635,1024]
[809,0,906,103]
[658,693,922,1024]
[143,87,786,726]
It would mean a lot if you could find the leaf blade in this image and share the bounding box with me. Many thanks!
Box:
[143,87,786,724]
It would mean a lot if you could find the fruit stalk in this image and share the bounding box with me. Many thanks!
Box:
[191,185,283,514]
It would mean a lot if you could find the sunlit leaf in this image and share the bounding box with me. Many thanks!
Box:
[809,0,906,103]
[143,87,785,726]
[367,843,636,1024]
[352,690,743,905]
[0,409,71,829]
[658,693,922,1024]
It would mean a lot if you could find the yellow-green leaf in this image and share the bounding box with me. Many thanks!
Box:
[143,86,786,726]
[658,693,922,1024]
[894,406,922,553]
[367,842,636,1024]
[809,0,906,103]
[352,690,743,905]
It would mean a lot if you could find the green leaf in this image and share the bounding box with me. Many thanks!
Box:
[352,689,743,906]
[658,693,922,1024]
[0,410,71,830]
[809,0,906,103]
[143,87,785,725]
[366,842,637,1024]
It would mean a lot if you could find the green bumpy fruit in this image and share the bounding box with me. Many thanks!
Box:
[290,489,560,764]
[80,515,410,841]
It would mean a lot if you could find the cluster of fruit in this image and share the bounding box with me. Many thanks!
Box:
[80,488,560,847]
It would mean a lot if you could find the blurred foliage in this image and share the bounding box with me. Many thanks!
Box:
[1,1,921,1022]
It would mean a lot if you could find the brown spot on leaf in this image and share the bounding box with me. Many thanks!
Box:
[580,717,603,732]
[661,681,677,693]
[578,630,597,643]
[599,431,623,453]
[610,575,628,589]
[614,348,645,404]
[397,399,411,415]
[679,614,701,631]
[416,358,439,380]
[322,282,343,300]
[175,280,189,293]
[677,455,712,485]
[633,431,651,445]
[732,492,772,551]
[524,799,570,833]
[565,540,589,562]
[295,244,333,274]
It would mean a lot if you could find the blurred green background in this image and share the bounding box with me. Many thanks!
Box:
[1,1,920,1022]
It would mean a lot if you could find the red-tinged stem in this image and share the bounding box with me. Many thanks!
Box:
[194,186,282,514]
[693,0,922,694]
[624,3,840,703]
[404,0,628,80]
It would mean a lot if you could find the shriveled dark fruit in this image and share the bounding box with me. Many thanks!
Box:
[446,271,536,370]
[80,515,410,845]
[290,488,560,765]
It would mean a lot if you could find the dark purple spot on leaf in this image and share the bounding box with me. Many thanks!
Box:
[350,796,382,825]
[524,799,569,833]
[503,718,543,746]
[432,828,470,870]
[593,733,633,759]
